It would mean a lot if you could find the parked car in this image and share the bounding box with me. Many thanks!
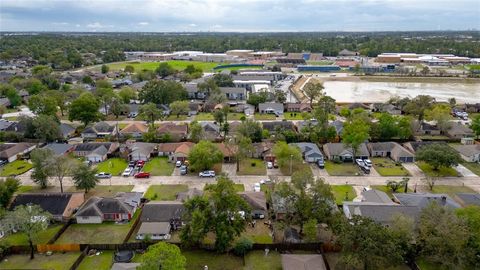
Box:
[128,161,136,168]
[175,160,182,167]
[95,172,112,179]
[122,167,133,177]
[259,179,271,184]
[134,172,150,178]
[136,160,145,167]
[363,159,372,167]
[199,170,215,177]
[253,183,261,192]
[355,159,366,167]
[317,158,325,169]
[267,162,273,169]
[128,112,138,118]
[180,165,188,175]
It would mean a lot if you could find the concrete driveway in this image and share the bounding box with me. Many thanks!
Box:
[455,164,477,177]
[402,163,425,177]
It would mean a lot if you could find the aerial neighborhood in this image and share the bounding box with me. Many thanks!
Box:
[0,31,479,270]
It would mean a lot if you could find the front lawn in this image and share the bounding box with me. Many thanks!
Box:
[77,251,113,270]
[144,184,188,201]
[324,161,362,176]
[417,162,459,177]
[67,185,133,199]
[279,162,312,176]
[244,250,282,270]
[331,185,356,205]
[371,185,412,198]
[283,112,311,120]
[142,157,174,176]
[460,161,480,176]
[0,224,63,246]
[194,113,214,121]
[238,159,267,175]
[184,250,243,270]
[254,114,277,120]
[0,160,32,176]
[0,252,81,270]
[427,185,477,196]
[165,115,188,121]
[95,158,128,176]
[226,113,246,120]
[371,157,410,176]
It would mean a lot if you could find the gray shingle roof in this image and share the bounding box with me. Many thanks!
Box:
[394,193,461,209]
[362,190,395,204]
[452,144,480,157]
[76,197,133,217]
[44,143,74,156]
[344,202,420,225]
[456,193,480,206]
[324,143,369,157]
[290,142,323,159]
[140,201,184,222]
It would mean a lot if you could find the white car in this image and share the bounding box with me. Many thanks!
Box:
[253,183,261,192]
[363,159,372,167]
[122,167,133,177]
[95,172,112,179]
[267,162,273,169]
[199,170,215,177]
[355,159,366,167]
[175,161,182,167]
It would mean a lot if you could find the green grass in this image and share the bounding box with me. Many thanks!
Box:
[283,112,311,120]
[243,223,273,244]
[417,258,444,270]
[279,162,311,176]
[244,251,282,270]
[460,161,480,176]
[226,113,246,120]
[417,161,459,177]
[325,253,411,270]
[165,115,188,121]
[95,158,128,176]
[142,157,174,176]
[324,161,362,176]
[67,185,133,199]
[371,157,410,176]
[238,159,267,175]
[214,66,263,71]
[331,185,356,205]
[77,251,113,270]
[0,224,63,246]
[234,184,245,192]
[371,185,412,198]
[254,114,277,120]
[194,113,214,121]
[184,251,243,270]
[105,60,220,72]
[0,160,32,176]
[144,184,188,201]
[428,185,477,196]
[0,252,81,270]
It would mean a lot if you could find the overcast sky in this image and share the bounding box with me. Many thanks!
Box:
[1,0,479,32]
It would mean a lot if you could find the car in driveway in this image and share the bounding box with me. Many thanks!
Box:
[134,172,150,178]
[180,165,188,175]
[136,160,145,167]
[267,162,273,169]
[363,159,372,167]
[95,172,112,179]
[175,160,182,167]
[199,170,215,177]
[317,158,325,169]
[253,183,261,192]
[122,167,133,177]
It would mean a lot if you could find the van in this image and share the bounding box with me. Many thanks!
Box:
[317,159,325,169]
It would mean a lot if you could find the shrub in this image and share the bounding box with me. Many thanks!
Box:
[233,237,253,256]
[251,162,256,167]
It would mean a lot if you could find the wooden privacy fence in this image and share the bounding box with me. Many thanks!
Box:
[37,243,80,253]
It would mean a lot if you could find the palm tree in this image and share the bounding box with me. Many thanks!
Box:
[73,164,99,193]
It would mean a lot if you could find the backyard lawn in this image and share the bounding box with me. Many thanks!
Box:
[0,160,32,177]
[331,185,356,205]
[142,157,174,176]
[144,184,188,201]
[371,157,410,176]
[105,60,220,72]
[0,252,81,270]
[77,251,114,270]
[325,253,411,270]
[461,161,480,176]
[0,224,63,246]
[254,114,277,120]
[95,158,128,176]
[194,113,215,121]
[238,159,267,175]
[244,251,282,270]
[324,161,362,176]
[184,250,243,270]
[417,162,459,177]
[243,223,273,244]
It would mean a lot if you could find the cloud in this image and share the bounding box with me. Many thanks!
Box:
[86,22,114,29]
[138,22,149,26]
[189,23,197,27]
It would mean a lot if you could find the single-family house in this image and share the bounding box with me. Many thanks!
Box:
[220,87,246,100]
[136,222,171,240]
[329,120,344,136]
[73,142,119,163]
[157,123,188,142]
[284,103,312,113]
[415,122,440,136]
[140,201,185,230]
[200,122,221,141]
[271,193,287,220]
[452,144,480,162]
[10,193,85,222]
[239,192,267,219]
[126,142,157,161]
[216,143,236,162]
[81,122,117,139]
[445,122,474,139]
[43,143,75,156]
[158,142,195,163]
[262,121,296,134]
[343,202,420,226]
[188,102,201,116]
[119,122,148,139]
[258,102,284,115]
[60,123,76,139]
[0,143,37,163]
[185,83,206,100]
[251,141,275,161]
[393,193,461,209]
[367,142,415,163]
[370,103,402,115]
[323,143,369,161]
[281,254,327,270]
[0,119,14,131]
[76,193,141,224]
[290,142,323,163]
[455,193,480,207]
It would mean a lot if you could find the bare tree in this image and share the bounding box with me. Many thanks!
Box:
[49,156,78,193]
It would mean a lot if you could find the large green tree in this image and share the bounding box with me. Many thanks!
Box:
[237,119,263,142]
[138,242,186,270]
[139,102,162,127]
[415,143,460,171]
[30,148,54,188]
[303,81,324,106]
[403,95,434,120]
[68,93,100,126]
[272,141,303,175]
[342,118,370,162]
[471,115,480,139]
[0,177,20,208]
[139,80,187,105]
[170,100,189,118]
[155,62,176,78]
[188,141,223,171]
[32,115,61,142]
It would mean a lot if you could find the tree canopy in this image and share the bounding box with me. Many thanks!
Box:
[415,143,460,170]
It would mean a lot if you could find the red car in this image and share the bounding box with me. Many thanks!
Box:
[136,160,145,167]
[134,172,150,178]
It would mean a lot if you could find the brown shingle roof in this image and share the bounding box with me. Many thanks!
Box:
[158,142,194,153]
[157,123,188,135]
[120,123,148,134]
